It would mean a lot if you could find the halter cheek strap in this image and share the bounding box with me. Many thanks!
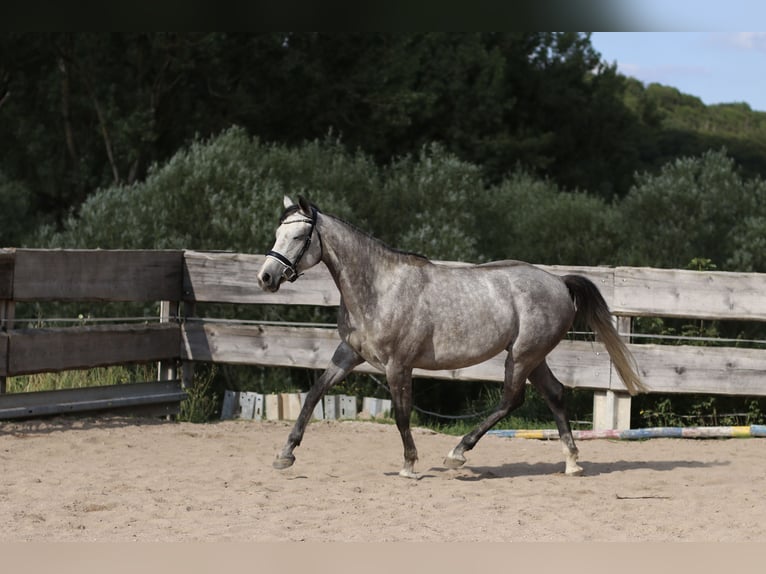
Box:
[265,207,320,282]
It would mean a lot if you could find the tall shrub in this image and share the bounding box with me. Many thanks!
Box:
[617,150,766,270]
[35,127,372,253]
[374,144,484,262]
[476,171,621,265]
[0,172,35,247]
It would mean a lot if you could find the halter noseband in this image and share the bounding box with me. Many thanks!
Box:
[265,207,320,282]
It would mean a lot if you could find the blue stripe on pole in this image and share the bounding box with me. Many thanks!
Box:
[487,425,766,440]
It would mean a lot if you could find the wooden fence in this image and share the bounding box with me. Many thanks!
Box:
[2,248,766,428]
[0,249,186,418]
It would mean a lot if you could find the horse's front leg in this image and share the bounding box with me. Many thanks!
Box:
[274,341,364,470]
[386,364,420,479]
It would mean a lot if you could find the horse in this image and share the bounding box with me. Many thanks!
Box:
[257,195,645,478]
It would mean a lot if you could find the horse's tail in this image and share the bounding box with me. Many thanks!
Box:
[563,275,647,396]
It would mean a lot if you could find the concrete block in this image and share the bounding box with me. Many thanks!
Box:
[221,390,239,420]
[280,393,302,420]
[593,390,632,431]
[221,391,265,420]
[339,395,357,419]
[324,395,340,420]
[265,394,282,421]
[239,392,256,419]
[253,393,264,419]
[362,397,392,418]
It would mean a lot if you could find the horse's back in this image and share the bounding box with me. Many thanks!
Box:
[432,259,569,298]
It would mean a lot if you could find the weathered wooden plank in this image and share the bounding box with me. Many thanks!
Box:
[181,323,613,389]
[0,380,187,420]
[628,343,766,396]
[182,322,766,397]
[182,252,618,308]
[183,251,340,306]
[184,253,766,324]
[0,249,14,299]
[182,322,338,367]
[13,249,184,302]
[612,266,766,321]
[8,323,181,375]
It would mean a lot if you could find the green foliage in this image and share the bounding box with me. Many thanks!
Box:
[374,144,483,262]
[477,170,621,265]
[623,80,766,181]
[178,365,220,423]
[618,150,766,271]
[3,30,705,237]
[7,364,156,393]
[0,171,34,246]
[36,127,357,253]
[637,395,766,428]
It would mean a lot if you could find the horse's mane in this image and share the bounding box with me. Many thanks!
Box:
[323,210,430,264]
[280,201,430,264]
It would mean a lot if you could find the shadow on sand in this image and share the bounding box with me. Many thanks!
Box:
[430,458,730,480]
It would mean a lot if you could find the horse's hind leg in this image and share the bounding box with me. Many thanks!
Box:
[273,342,363,470]
[386,364,420,479]
[444,352,528,469]
[529,361,583,476]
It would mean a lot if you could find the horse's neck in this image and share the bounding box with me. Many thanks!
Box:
[318,215,391,309]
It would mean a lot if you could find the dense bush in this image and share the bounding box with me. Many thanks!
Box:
[35,127,357,253]
[0,172,34,247]
[477,171,622,265]
[618,149,766,271]
[375,144,484,262]
[33,129,766,278]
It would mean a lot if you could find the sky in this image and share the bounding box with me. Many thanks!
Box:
[590,32,766,112]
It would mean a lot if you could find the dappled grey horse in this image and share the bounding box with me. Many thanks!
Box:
[257,196,646,478]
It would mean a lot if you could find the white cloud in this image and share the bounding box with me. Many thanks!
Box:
[715,32,766,52]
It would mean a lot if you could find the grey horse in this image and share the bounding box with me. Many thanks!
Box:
[257,196,645,478]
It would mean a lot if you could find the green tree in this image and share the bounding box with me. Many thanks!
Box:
[2,32,648,232]
[35,127,363,252]
[374,144,484,262]
[476,170,621,265]
[0,171,34,247]
[617,150,766,270]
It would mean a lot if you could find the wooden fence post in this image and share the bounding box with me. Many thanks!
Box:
[592,316,633,431]
[180,301,196,390]
[157,300,179,383]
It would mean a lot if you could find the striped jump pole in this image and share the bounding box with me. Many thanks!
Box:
[487,424,766,440]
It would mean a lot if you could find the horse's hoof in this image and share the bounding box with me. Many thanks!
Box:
[565,464,584,476]
[398,469,423,480]
[273,454,296,470]
[443,448,466,469]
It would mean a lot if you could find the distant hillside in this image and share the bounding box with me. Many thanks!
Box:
[623,77,766,180]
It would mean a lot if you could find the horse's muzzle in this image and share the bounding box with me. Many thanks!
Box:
[257,268,283,292]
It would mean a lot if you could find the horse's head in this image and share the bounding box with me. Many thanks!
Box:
[257,195,322,292]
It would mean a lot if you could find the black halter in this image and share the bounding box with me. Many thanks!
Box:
[265,207,320,282]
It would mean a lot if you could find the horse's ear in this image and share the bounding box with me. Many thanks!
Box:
[283,195,295,209]
[298,195,313,215]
